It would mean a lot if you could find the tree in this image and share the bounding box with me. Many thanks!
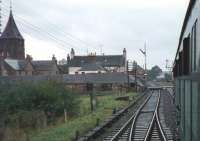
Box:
[0,81,80,118]
[147,65,162,80]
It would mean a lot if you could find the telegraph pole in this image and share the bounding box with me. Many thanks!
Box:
[144,43,147,74]
[140,43,147,80]
[166,59,173,81]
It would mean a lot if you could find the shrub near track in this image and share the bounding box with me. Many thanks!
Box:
[0,81,80,128]
[30,92,138,141]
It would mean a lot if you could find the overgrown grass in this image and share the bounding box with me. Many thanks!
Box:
[29,92,138,141]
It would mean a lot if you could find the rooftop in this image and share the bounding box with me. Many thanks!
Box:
[69,55,125,67]
[0,11,23,40]
[4,59,27,71]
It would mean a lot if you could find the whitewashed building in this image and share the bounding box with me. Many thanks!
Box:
[67,48,127,74]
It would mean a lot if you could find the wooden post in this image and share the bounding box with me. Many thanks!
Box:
[90,91,94,112]
[75,130,79,141]
[64,109,67,123]
[87,83,95,112]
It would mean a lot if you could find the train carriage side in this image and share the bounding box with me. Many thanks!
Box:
[173,0,200,141]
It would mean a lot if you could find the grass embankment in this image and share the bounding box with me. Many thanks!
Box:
[30,92,138,141]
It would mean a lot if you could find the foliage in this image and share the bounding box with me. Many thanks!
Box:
[147,65,162,80]
[30,92,138,141]
[0,81,80,119]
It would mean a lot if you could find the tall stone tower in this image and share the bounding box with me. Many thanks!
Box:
[0,10,25,60]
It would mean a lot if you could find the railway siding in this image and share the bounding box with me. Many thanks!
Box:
[78,92,148,141]
[79,88,177,141]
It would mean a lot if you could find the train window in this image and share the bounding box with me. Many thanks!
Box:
[176,59,180,77]
[183,37,190,75]
[173,62,178,77]
[191,20,197,72]
[179,52,183,76]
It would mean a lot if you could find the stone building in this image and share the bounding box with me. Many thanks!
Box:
[67,48,127,74]
[0,55,59,76]
[0,58,33,76]
[0,10,25,60]
[31,56,60,76]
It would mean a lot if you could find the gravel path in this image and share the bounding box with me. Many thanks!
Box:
[161,89,179,140]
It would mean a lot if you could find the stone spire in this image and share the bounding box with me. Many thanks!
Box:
[0,10,23,39]
[70,48,75,59]
[0,9,25,59]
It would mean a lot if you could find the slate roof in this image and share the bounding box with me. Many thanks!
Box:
[79,63,106,72]
[4,59,27,71]
[0,73,145,87]
[62,73,142,85]
[68,55,125,67]
[0,11,23,39]
[32,61,55,71]
[63,73,126,84]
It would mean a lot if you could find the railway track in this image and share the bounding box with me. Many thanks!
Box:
[103,93,152,141]
[78,92,150,141]
[104,89,170,141]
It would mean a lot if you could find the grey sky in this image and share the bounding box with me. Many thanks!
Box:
[2,0,189,70]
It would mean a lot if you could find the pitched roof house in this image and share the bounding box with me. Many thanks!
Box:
[0,56,60,76]
[32,58,59,76]
[67,48,127,74]
[0,58,34,76]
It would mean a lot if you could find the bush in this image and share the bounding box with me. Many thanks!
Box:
[0,81,80,121]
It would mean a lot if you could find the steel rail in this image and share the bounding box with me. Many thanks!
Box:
[128,91,154,141]
[128,90,161,141]
[155,111,167,141]
[144,89,167,141]
[156,89,171,141]
[144,90,161,141]
[109,92,153,141]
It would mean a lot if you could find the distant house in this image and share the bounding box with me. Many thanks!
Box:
[0,55,60,76]
[32,56,59,76]
[0,58,34,76]
[67,48,127,74]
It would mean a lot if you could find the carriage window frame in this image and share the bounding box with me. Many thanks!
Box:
[191,20,198,72]
[183,37,190,75]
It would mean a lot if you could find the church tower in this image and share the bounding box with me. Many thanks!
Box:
[0,10,25,60]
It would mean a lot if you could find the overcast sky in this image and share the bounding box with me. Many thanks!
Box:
[2,0,189,70]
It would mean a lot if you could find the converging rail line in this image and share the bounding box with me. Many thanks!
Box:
[104,89,169,141]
